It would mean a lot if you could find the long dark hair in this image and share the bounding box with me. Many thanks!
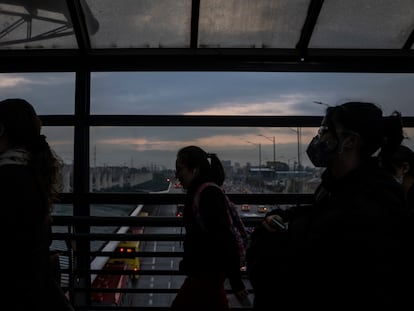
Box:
[0,98,63,221]
[176,145,225,186]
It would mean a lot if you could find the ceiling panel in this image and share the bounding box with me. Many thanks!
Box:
[0,0,77,49]
[309,0,414,49]
[198,0,310,48]
[85,0,192,48]
[0,0,413,72]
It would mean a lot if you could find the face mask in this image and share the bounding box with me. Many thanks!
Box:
[306,135,338,167]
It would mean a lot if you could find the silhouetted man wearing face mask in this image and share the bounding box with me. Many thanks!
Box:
[247,102,413,310]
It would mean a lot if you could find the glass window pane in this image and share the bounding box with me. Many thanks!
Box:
[90,126,322,194]
[86,0,191,48]
[199,0,310,48]
[52,204,73,216]
[90,72,414,116]
[310,0,414,48]
[0,72,75,114]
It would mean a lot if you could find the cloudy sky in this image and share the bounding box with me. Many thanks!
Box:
[1,71,414,169]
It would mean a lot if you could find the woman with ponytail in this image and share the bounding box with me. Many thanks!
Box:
[0,98,74,310]
[172,145,249,310]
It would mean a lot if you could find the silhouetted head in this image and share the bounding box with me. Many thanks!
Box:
[384,144,414,180]
[325,102,401,157]
[175,145,225,189]
[0,98,42,152]
[307,101,404,168]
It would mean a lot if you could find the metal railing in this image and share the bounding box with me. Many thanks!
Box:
[51,193,313,310]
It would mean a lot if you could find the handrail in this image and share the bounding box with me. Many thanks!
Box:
[51,214,261,310]
[51,199,314,310]
[56,192,315,205]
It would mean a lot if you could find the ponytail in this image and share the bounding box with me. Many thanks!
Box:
[207,153,225,186]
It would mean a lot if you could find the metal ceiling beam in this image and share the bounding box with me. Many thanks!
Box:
[65,0,92,52]
[0,48,413,73]
[403,26,414,50]
[39,114,414,128]
[296,0,324,59]
[190,0,200,48]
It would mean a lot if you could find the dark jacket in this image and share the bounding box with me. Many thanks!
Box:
[248,159,412,310]
[179,178,245,292]
[406,184,414,209]
[1,164,74,311]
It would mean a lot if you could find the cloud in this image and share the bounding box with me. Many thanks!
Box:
[0,76,29,88]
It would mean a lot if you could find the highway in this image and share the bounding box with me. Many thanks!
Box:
[128,200,253,308]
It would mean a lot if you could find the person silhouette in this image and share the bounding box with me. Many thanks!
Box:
[172,145,249,310]
[247,101,412,310]
[0,98,74,310]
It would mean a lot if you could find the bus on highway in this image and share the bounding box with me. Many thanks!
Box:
[110,226,142,280]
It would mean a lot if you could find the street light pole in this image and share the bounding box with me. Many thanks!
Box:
[258,134,276,163]
[289,127,303,193]
[289,127,302,170]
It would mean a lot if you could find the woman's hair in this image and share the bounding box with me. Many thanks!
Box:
[325,101,404,158]
[0,98,63,219]
[176,145,225,186]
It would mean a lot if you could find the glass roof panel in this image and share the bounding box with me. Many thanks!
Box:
[85,0,192,48]
[310,0,414,48]
[0,0,77,49]
[198,0,311,48]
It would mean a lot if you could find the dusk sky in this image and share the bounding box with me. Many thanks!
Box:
[1,71,414,169]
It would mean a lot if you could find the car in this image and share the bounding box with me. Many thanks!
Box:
[257,205,269,213]
[241,204,251,212]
